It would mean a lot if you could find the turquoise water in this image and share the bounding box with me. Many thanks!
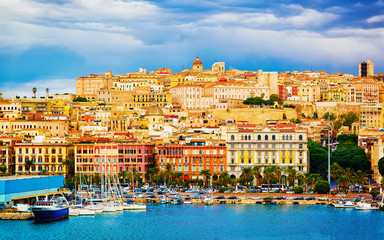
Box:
[1,204,384,239]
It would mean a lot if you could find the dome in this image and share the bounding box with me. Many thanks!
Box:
[145,105,164,116]
[193,57,202,65]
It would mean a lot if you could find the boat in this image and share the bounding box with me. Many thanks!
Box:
[355,201,379,210]
[160,196,168,204]
[183,197,192,204]
[31,193,69,222]
[171,196,181,205]
[69,208,79,216]
[203,195,214,205]
[123,203,147,211]
[331,199,354,208]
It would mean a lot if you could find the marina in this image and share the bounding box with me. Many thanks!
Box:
[0,204,384,239]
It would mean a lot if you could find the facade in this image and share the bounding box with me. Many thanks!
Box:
[0,142,13,174]
[133,93,172,107]
[74,143,155,176]
[225,126,308,179]
[359,104,383,129]
[192,57,203,72]
[14,143,71,175]
[212,62,225,74]
[157,139,227,181]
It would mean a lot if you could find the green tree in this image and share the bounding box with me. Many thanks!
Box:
[252,166,261,187]
[164,163,173,186]
[282,113,287,119]
[24,159,34,174]
[274,166,284,192]
[217,171,232,186]
[62,159,74,180]
[287,166,297,187]
[323,112,336,121]
[314,180,330,194]
[312,112,319,119]
[0,166,6,175]
[334,119,343,130]
[263,167,275,192]
[341,111,359,128]
[32,87,37,98]
[46,88,49,96]
[370,189,379,200]
[337,134,358,145]
[354,170,367,192]
[330,163,344,189]
[239,167,254,187]
[293,186,303,194]
[200,169,211,187]
[73,96,88,102]
[307,139,328,177]
[332,141,370,171]
[378,157,384,177]
[338,175,350,193]
[128,167,141,187]
[146,167,160,184]
[270,94,283,105]
[119,170,128,183]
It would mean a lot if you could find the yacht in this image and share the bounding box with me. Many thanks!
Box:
[355,201,379,210]
[31,194,69,222]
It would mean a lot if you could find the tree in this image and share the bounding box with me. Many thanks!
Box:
[354,170,367,192]
[32,87,37,98]
[287,166,297,187]
[314,180,330,194]
[73,96,88,102]
[164,163,173,186]
[146,167,160,184]
[323,112,336,121]
[119,170,128,183]
[0,166,6,174]
[270,94,283,105]
[62,159,74,180]
[24,159,34,174]
[239,167,254,187]
[338,175,350,193]
[292,186,303,194]
[334,119,343,130]
[312,112,319,119]
[330,163,344,189]
[274,166,284,192]
[46,88,49,97]
[128,167,141,187]
[217,171,232,186]
[263,167,275,193]
[378,157,384,177]
[332,141,370,171]
[307,139,328,178]
[282,113,287,119]
[370,189,379,200]
[200,169,211,187]
[303,172,313,192]
[341,111,358,128]
[252,166,261,187]
[337,134,358,145]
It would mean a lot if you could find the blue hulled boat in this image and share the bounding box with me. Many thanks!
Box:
[31,194,69,222]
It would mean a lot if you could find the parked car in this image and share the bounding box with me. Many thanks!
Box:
[294,197,304,200]
[274,196,286,200]
[228,196,237,199]
[215,196,225,199]
[306,197,316,200]
[248,190,257,193]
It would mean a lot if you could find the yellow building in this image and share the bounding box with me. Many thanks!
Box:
[225,126,308,181]
[133,93,172,107]
[322,87,344,102]
[360,104,384,129]
[14,143,72,175]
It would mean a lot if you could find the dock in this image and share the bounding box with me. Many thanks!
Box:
[0,209,34,220]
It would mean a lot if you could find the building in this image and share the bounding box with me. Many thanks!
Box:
[212,62,225,74]
[224,125,308,181]
[192,57,203,72]
[359,59,374,77]
[359,104,384,129]
[145,105,165,132]
[157,139,227,183]
[133,93,172,107]
[74,142,155,179]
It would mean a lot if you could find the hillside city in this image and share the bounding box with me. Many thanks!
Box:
[0,57,383,192]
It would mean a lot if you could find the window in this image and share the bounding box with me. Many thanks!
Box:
[258,135,261,140]
[299,135,303,140]
[231,135,235,140]
[272,135,276,140]
[265,135,268,140]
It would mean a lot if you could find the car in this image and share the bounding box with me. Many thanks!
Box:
[146,195,156,199]
[169,190,178,195]
[251,196,260,200]
[215,196,225,199]
[191,194,201,199]
[224,190,231,193]
[134,194,144,198]
[248,190,257,193]
[294,197,304,200]
[286,191,294,194]
[228,196,237,199]
[286,196,294,200]
[274,196,286,200]
[306,197,315,200]
[281,189,288,193]
[198,190,207,194]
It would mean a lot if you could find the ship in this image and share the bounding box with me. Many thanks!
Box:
[31,193,69,222]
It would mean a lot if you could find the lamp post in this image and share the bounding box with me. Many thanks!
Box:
[328,113,332,186]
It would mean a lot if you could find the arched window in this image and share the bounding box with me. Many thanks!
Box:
[231,135,235,141]
[265,135,268,140]
[282,135,285,140]
[299,135,303,140]
[272,135,276,140]
[258,135,261,140]
[290,135,292,140]
[248,135,251,140]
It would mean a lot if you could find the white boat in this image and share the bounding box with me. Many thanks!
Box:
[69,208,79,216]
[332,200,354,208]
[160,196,168,204]
[78,208,95,216]
[183,197,192,204]
[123,203,147,211]
[203,196,214,205]
[16,204,30,212]
[102,202,118,212]
[86,204,103,214]
[355,201,379,210]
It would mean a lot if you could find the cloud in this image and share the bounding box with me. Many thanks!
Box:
[367,15,384,23]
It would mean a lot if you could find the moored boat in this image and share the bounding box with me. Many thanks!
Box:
[355,201,379,210]
[31,194,69,222]
[204,196,214,205]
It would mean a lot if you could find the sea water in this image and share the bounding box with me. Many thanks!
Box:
[1,204,383,239]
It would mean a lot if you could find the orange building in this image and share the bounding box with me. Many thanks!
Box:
[157,139,227,183]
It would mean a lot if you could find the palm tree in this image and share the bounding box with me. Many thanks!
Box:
[263,167,275,193]
[296,173,304,186]
[239,167,254,187]
[164,163,173,186]
[338,175,350,193]
[32,87,37,98]
[287,166,297,187]
[200,169,211,187]
[24,159,34,174]
[345,168,355,185]
[380,178,384,192]
[146,167,160,184]
[274,166,284,192]
[331,163,344,190]
[303,172,312,192]
[119,170,128,183]
[62,159,74,180]
[128,167,141,188]
[0,166,7,175]
[252,166,261,187]
[174,171,184,187]
[354,170,367,192]
[218,171,232,186]
[46,88,49,97]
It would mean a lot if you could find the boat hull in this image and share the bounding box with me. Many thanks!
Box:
[32,207,69,222]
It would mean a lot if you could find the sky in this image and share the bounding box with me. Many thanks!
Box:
[0,0,384,97]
